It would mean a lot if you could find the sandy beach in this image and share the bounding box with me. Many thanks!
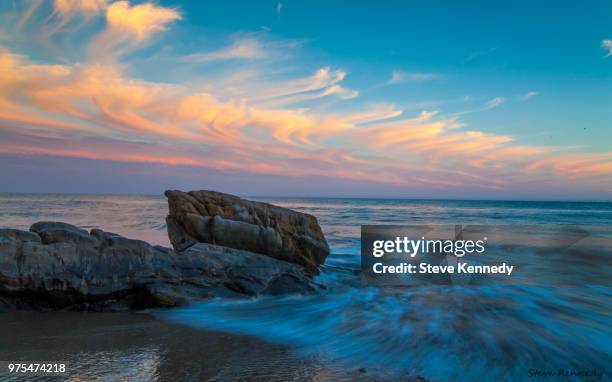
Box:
[0,311,424,381]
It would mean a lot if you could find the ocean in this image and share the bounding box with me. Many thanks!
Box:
[0,193,610,381]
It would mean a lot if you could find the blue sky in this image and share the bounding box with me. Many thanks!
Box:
[0,0,610,199]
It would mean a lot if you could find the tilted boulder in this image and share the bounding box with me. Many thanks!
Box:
[0,222,319,311]
[165,190,329,274]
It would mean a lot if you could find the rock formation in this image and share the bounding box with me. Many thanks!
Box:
[0,221,320,311]
[165,190,329,274]
[0,191,330,311]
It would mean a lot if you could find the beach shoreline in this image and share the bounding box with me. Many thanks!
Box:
[0,310,422,381]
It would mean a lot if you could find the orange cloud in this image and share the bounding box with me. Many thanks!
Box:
[89,1,180,59]
[105,1,180,41]
[53,0,107,17]
[42,0,108,35]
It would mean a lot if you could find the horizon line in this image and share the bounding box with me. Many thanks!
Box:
[0,191,610,204]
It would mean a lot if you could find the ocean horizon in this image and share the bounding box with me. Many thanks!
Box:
[2,193,611,246]
[2,191,611,203]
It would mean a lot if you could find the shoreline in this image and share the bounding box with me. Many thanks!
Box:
[0,310,423,382]
[0,310,298,380]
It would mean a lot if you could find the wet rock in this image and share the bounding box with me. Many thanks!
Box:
[165,215,197,251]
[30,221,100,250]
[30,221,89,236]
[0,223,320,311]
[165,190,329,274]
[0,229,41,243]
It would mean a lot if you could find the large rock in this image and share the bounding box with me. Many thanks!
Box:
[0,222,319,311]
[165,190,329,274]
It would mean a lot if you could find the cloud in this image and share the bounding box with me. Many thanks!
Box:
[104,1,180,42]
[245,66,359,106]
[602,39,612,57]
[321,84,359,99]
[520,91,538,101]
[88,1,180,59]
[180,34,306,65]
[35,0,108,36]
[388,70,437,85]
[17,0,44,28]
[340,103,403,125]
[485,96,505,109]
[183,39,267,62]
[53,0,108,17]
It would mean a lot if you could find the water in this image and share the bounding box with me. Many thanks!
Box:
[1,194,611,381]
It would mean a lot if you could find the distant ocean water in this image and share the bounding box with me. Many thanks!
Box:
[1,193,611,381]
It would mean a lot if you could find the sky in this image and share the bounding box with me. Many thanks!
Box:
[0,0,610,200]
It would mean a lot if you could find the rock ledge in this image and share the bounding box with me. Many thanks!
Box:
[0,221,320,311]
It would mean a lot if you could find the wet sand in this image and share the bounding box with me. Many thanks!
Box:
[0,311,412,382]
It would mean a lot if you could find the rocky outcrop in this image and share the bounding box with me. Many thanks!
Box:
[0,191,331,311]
[0,222,319,311]
[165,190,329,274]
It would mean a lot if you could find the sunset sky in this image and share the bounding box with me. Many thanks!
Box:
[0,0,611,199]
